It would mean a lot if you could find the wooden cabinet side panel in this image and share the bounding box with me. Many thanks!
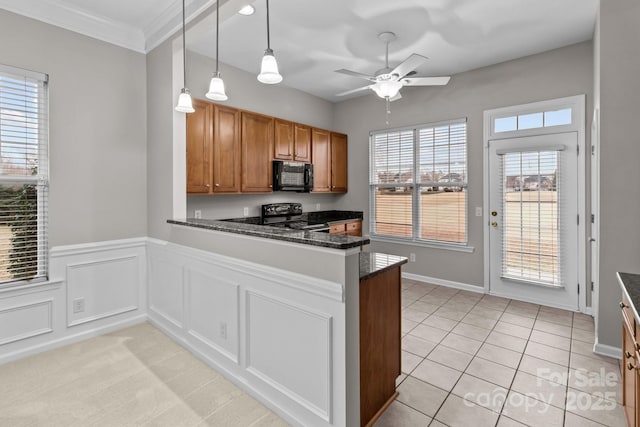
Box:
[186,99,212,194]
[274,118,294,160]
[312,128,331,192]
[360,267,401,426]
[331,132,348,193]
[242,112,274,193]
[212,105,241,193]
[294,124,312,162]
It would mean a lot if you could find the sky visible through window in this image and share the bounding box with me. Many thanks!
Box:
[495,108,571,134]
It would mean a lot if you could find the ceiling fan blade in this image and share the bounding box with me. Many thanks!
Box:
[390,54,428,79]
[389,92,402,102]
[335,85,373,97]
[335,69,376,81]
[402,76,451,86]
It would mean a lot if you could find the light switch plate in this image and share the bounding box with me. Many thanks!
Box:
[475,207,483,217]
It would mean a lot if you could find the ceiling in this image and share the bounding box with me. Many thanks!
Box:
[0,0,599,102]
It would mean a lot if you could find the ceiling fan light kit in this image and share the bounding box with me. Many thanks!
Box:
[257,0,283,84]
[175,0,194,113]
[206,0,228,101]
[371,79,403,99]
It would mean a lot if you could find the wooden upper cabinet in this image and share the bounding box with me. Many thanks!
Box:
[331,132,348,193]
[274,119,294,160]
[212,105,241,193]
[186,99,212,194]
[242,112,274,193]
[312,128,331,192]
[274,119,312,162]
[293,123,311,162]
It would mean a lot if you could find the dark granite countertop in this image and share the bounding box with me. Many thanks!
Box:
[305,210,364,225]
[168,218,370,250]
[618,272,640,323]
[360,252,408,281]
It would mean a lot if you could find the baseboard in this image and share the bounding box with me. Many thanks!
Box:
[402,272,485,294]
[593,342,622,360]
[0,314,147,365]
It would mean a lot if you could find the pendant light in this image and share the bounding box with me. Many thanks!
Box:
[205,0,228,101]
[175,0,195,113]
[257,0,282,84]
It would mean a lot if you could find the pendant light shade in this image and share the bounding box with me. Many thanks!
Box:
[258,48,282,84]
[176,88,195,113]
[257,0,282,84]
[175,0,194,113]
[205,0,228,101]
[206,72,228,101]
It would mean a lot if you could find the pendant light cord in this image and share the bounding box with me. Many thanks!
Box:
[182,0,187,88]
[266,0,271,50]
[215,0,220,73]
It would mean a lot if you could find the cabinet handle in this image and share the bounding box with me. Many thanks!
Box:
[215,183,220,187]
[626,351,634,359]
[628,362,636,371]
[206,184,210,188]
[620,301,627,309]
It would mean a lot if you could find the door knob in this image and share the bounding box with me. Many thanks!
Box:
[491,221,498,227]
[491,211,498,217]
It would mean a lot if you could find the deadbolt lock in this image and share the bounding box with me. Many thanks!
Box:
[491,211,498,217]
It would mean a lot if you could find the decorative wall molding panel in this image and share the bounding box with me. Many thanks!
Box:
[147,239,346,427]
[0,238,147,365]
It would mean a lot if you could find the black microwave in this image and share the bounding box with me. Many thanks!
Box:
[272,160,313,192]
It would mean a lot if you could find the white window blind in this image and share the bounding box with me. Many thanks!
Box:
[370,119,467,245]
[0,64,49,285]
[500,150,560,286]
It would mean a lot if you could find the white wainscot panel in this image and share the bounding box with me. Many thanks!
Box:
[0,300,52,345]
[67,256,139,327]
[246,291,332,422]
[186,268,239,363]
[148,257,184,328]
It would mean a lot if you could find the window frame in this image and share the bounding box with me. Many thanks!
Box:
[369,118,473,252]
[0,63,49,289]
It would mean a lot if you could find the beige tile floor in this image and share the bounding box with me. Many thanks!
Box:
[0,322,289,426]
[374,279,626,427]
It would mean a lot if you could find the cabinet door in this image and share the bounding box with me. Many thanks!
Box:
[186,99,212,194]
[331,132,348,193]
[294,124,311,162]
[312,128,331,192]
[274,118,294,160]
[242,112,274,193]
[623,324,637,427]
[212,105,241,193]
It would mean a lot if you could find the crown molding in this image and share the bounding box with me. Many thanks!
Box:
[0,0,221,54]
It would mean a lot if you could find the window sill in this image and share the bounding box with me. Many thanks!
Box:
[0,278,63,296]
[370,235,475,253]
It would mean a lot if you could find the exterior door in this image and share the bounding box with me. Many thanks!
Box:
[488,132,579,310]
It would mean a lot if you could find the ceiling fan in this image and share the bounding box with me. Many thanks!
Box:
[335,32,450,102]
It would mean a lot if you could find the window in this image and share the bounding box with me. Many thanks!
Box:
[370,119,467,246]
[494,108,572,133]
[0,64,48,286]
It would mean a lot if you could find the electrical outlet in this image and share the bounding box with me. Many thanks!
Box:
[475,207,483,217]
[220,322,227,339]
[194,210,202,219]
[409,253,416,262]
[315,203,321,210]
[243,207,249,217]
[73,297,85,313]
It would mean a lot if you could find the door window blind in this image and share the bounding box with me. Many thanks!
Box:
[0,64,48,285]
[500,150,560,286]
[370,119,467,245]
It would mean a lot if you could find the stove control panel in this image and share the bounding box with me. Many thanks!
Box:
[261,203,303,219]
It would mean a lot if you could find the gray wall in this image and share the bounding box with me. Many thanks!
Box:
[597,0,640,348]
[0,10,148,247]
[333,41,593,286]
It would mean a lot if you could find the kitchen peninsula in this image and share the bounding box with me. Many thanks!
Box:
[147,217,405,427]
